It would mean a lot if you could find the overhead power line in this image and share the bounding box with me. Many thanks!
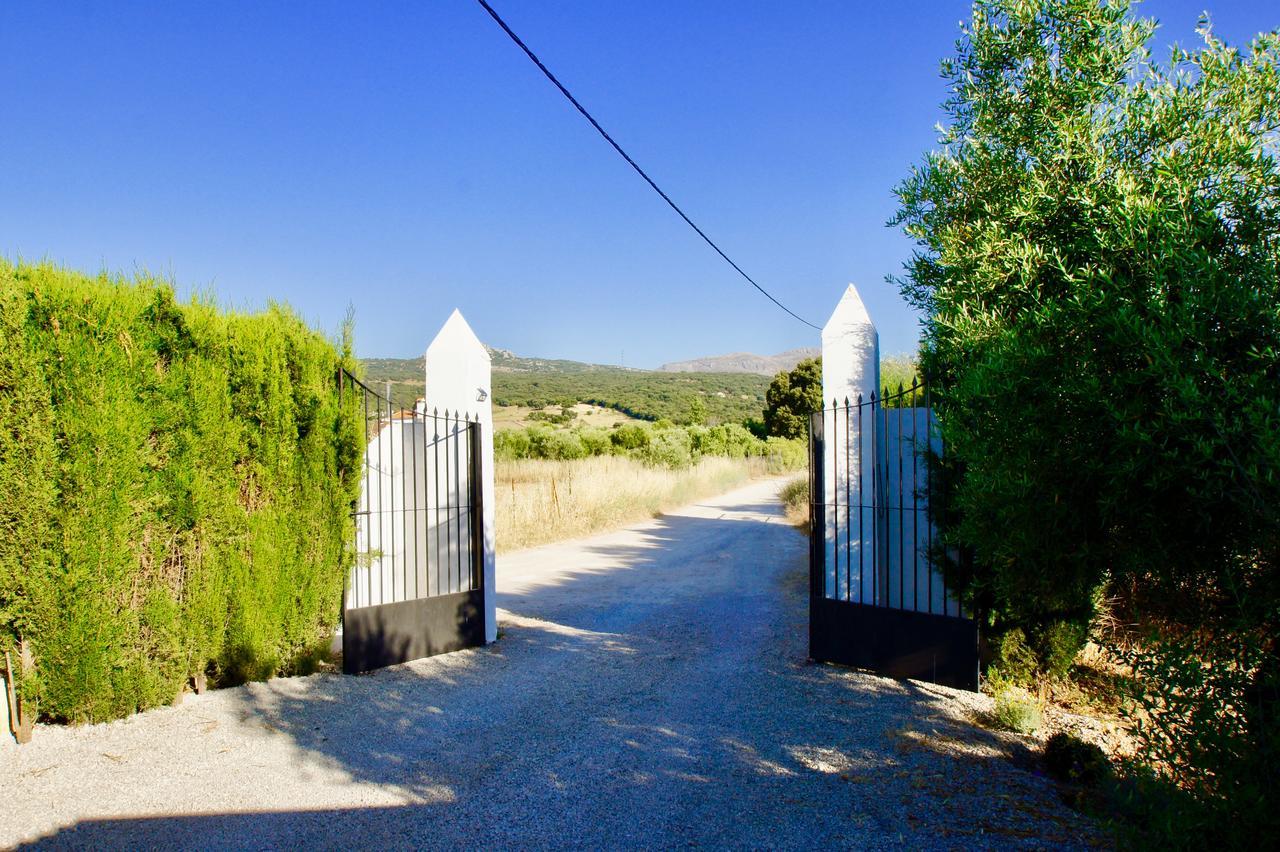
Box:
[474,0,820,331]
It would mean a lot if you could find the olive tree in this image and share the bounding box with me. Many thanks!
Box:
[892,0,1279,833]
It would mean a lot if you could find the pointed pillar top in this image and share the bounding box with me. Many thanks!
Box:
[822,283,875,339]
[426,309,489,360]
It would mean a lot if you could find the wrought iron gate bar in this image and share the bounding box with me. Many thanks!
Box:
[807,384,979,691]
[337,368,487,675]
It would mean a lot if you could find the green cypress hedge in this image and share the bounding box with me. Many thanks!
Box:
[0,260,362,723]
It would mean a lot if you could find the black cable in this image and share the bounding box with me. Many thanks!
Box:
[474,0,820,330]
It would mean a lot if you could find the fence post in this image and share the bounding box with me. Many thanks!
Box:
[808,410,825,603]
[425,310,497,643]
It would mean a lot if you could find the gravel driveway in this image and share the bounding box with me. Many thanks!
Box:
[3,477,1101,849]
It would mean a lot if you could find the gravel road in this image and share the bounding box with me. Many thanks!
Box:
[2,477,1101,849]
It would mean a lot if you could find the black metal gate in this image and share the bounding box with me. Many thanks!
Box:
[339,370,486,674]
[808,384,978,690]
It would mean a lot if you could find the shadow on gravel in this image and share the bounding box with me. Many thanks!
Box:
[24,504,1101,848]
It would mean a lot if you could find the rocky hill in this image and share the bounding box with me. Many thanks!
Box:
[658,347,819,376]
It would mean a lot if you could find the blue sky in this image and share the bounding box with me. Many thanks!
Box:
[3,1,1275,366]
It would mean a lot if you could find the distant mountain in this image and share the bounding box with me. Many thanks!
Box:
[658,347,819,376]
[360,347,770,424]
[360,346,631,385]
[485,346,637,374]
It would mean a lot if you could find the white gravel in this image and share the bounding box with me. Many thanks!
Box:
[2,477,1102,849]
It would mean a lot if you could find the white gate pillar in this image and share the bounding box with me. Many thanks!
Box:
[425,310,497,643]
[821,284,880,602]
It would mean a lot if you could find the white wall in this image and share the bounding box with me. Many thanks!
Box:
[875,407,957,616]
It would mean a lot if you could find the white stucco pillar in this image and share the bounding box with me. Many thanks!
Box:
[425,310,497,644]
[821,284,880,603]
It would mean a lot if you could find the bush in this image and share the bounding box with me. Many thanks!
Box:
[638,428,695,469]
[578,427,612,457]
[492,421,808,473]
[990,628,1039,687]
[763,437,807,471]
[778,477,808,514]
[610,423,651,451]
[495,428,532,461]
[992,686,1043,735]
[1115,633,1279,842]
[0,260,360,723]
[527,406,576,425]
[1044,732,1110,788]
[528,427,586,461]
[1036,620,1089,680]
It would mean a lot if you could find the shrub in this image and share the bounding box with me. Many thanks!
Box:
[990,628,1039,687]
[992,686,1043,735]
[1115,633,1279,842]
[763,437,807,471]
[1036,620,1090,680]
[1044,732,1110,788]
[639,428,695,470]
[492,422,808,473]
[528,427,586,461]
[578,427,612,457]
[694,423,761,459]
[778,477,808,513]
[0,260,360,723]
[610,423,651,451]
[495,428,532,461]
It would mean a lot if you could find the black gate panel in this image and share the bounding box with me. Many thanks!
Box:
[339,370,487,675]
[810,598,978,690]
[808,388,979,691]
[343,589,484,674]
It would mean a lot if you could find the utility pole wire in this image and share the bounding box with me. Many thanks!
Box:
[474,0,821,330]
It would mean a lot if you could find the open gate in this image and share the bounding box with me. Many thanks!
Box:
[808,384,978,690]
[340,370,486,674]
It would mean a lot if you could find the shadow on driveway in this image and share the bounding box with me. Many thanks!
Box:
[22,494,1098,849]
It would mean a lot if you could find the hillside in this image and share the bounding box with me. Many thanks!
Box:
[659,347,818,375]
[360,349,770,425]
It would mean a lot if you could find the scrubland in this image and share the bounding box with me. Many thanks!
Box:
[496,455,791,551]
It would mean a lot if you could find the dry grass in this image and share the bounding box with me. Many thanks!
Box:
[492,402,638,430]
[496,455,776,552]
[778,476,809,531]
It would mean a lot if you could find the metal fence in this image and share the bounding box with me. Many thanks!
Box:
[808,381,977,689]
[813,382,960,617]
[338,369,485,673]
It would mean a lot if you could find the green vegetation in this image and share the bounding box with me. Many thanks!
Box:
[362,354,771,425]
[763,357,822,438]
[0,260,360,723]
[495,420,806,472]
[893,0,1280,842]
[991,686,1043,735]
[778,476,810,530]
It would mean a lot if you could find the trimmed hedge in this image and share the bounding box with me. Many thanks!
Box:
[0,260,361,723]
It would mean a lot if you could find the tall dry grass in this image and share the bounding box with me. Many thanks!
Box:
[496,455,779,552]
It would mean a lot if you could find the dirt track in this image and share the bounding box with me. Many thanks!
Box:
[3,478,1099,849]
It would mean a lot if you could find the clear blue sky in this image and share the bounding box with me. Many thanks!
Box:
[3,1,1275,367]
